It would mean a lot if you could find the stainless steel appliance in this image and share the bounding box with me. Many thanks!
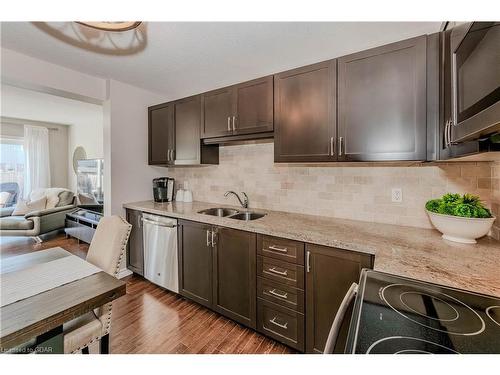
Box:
[448,22,500,143]
[334,269,500,354]
[142,213,179,293]
[153,177,175,202]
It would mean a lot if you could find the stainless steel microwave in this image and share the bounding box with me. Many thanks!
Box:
[450,22,500,143]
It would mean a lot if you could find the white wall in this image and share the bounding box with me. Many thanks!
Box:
[104,79,166,216]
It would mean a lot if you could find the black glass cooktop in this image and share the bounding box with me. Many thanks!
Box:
[345,270,500,354]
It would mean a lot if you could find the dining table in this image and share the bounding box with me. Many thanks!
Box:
[0,247,126,353]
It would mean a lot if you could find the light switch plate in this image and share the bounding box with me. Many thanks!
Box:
[391,188,403,203]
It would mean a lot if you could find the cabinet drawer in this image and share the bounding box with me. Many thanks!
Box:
[257,277,304,313]
[257,298,304,351]
[257,256,304,289]
[258,235,304,265]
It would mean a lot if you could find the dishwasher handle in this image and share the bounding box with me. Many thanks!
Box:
[323,282,358,354]
[141,217,177,228]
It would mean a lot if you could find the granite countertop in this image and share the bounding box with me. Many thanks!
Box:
[123,200,500,298]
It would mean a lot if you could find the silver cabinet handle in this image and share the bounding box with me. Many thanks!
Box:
[269,316,288,330]
[268,267,288,276]
[324,283,358,354]
[167,149,170,161]
[170,149,174,161]
[206,229,211,247]
[268,289,288,299]
[338,137,344,157]
[232,116,236,131]
[448,119,453,146]
[268,245,288,253]
[141,218,177,228]
[330,136,334,156]
[444,120,449,147]
[211,230,216,247]
[227,116,231,132]
[306,251,311,273]
[137,214,142,228]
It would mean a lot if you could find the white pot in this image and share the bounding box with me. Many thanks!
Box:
[426,210,496,244]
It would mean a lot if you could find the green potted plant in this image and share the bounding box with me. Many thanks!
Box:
[425,193,495,244]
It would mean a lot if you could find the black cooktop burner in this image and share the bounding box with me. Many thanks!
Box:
[367,336,459,354]
[381,283,485,336]
[345,270,500,354]
[486,306,500,326]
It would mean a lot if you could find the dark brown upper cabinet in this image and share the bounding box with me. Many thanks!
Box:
[274,60,337,162]
[148,102,174,165]
[305,244,373,354]
[148,96,218,166]
[213,227,257,329]
[337,35,427,161]
[173,95,219,165]
[233,76,274,136]
[202,87,234,138]
[125,209,144,276]
[178,220,214,308]
[202,76,274,139]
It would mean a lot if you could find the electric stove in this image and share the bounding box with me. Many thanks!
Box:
[345,269,500,354]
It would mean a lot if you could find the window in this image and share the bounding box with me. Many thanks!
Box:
[0,136,25,199]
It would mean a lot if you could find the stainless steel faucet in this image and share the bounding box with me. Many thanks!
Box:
[224,191,249,209]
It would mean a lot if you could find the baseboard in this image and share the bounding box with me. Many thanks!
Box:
[118,268,133,279]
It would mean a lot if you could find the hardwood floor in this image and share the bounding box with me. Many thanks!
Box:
[0,235,294,354]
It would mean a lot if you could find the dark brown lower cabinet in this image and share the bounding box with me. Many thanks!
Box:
[178,220,213,308]
[305,244,373,353]
[213,227,257,329]
[125,209,144,276]
[257,298,305,351]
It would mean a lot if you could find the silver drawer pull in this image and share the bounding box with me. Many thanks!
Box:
[270,316,288,330]
[268,245,288,253]
[268,267,288,276]
[268,289,288,299]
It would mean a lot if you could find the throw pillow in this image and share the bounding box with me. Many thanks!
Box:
[12,197,47,216]
[0,192,12,208]
[56,190,74,207]
[78,193,99,205]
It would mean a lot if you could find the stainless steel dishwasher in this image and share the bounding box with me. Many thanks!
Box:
[142,213,179,293]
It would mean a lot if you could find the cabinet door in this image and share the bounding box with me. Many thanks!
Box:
[234,76,274,135]
[148,103,174,165]
[305,244,373,354]
[213,227,257,329]
[126,209,144,276]
[178,220,213,308]
[337,36,427,161]
[274,60,337,162]
[202,87,234,138]
[174,95,202,164]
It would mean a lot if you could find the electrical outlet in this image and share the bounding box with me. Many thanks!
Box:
[391,188,403,203]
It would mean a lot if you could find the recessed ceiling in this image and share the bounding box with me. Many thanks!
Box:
[1,22,441,98]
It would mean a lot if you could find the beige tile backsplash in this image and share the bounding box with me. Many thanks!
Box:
[167,141,500,239]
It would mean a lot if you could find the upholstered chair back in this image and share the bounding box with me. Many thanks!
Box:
[86,216,131,277]
[86,215,131,336]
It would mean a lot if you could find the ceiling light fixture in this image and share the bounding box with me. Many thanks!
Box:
[76,21,142,32]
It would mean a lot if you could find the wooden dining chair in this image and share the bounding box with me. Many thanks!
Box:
[63,215,132,354]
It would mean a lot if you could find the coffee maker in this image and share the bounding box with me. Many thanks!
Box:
[153,177,175,202]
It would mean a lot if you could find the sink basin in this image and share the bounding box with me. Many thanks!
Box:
[229,212,266,221]
[198,208,240,217]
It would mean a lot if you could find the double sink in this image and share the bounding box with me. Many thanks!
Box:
[198,207,266,221]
